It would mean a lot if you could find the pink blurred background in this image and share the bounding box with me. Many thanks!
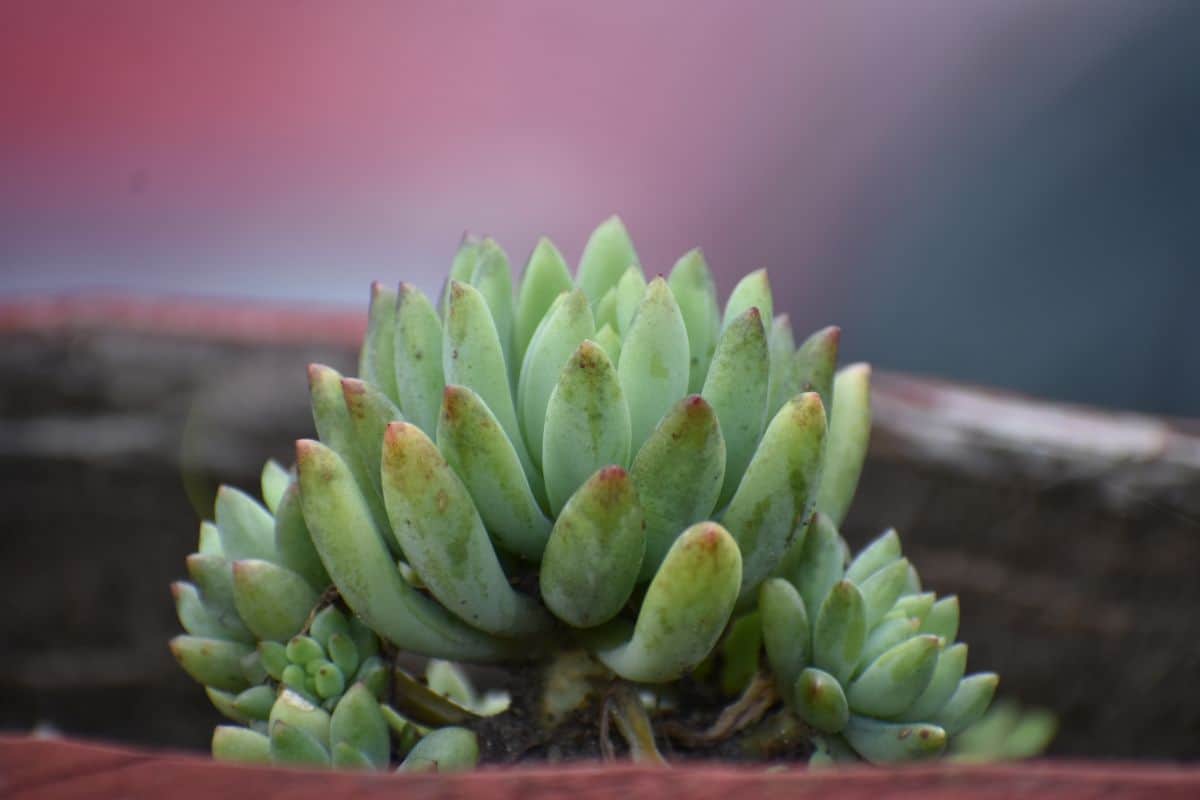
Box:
[3,1,1197,413]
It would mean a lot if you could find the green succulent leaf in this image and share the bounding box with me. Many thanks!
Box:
[170,636,254,692]
[380,422,553,637]
[846,634,940,718]
[844,528,902,585]
[593,522,741,683]
[273,483,331,592]
[857,558,911,629]
[857,615,921,673]
[514,238,573,368]
[398,726,480,773]
[722,392,827,600]
[576,216,639,308]
[614,265,648,335]
[759,577,810,696]
[812,580,867,685]
[231,559,319,642]
[793,325,840,417]
[468,239,515,372]
[340,377,404,499]
[215,486,276,563]
[184,555,254,642]
[775,512,845,630]
[393,283,446,436]
[260,460,291,516]
[843,716,947,764]
[540,466,645,628]
[921,596,961,643]
[437,385,552,561]
[197,520,222,556]
[722,268,772,333]
[270,720,331,767]
[542,340,631,515]
[212,725,271,764]
[903,642,969,721]
[702,306,771,507]
[934,673,999,736]
[629,395,725,581]
[617,277,691,454]
[358,282,400,406]
[668,248,721,393]
[330,683,390,769]
[813,363,871,527]
[233,685,276,721]
[794,667,850,733]
[172,581,247,642]
[766,313,797,415]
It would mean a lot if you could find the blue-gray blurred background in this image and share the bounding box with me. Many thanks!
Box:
[3,0,1198,416]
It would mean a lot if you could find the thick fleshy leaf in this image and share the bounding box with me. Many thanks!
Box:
[629,395,725,581]
[593,522,741,683]
[233,685,276,721]
[766,313,797,415]
[215,486,276,562]
[795,667,850,733]
[845,529,902,585]
[903,642,968,721]
[232,559,319,641]
[341,377,404,498]
[212,726,271,764]
[576,216,639,307]
[186,554,254,643]
[469,238,515,372]
[392,283,445,436]
[722,392,827,599]
[776,512,844,626]
[847,634,940,718]
[331,683,390,768]
[702,306,771,507]
[169,636,253,692]
[793,325,840,416]
[261,460,290,515]
[921,596,960,643]
[542,341,631,515]
[358,282,400,405]
[540,466,645,628]
[309,363,393,546]
[592,323,621,365]
[722,268,773,333]
[759,577,809,695]
[812,580,867,685]
[614,265,647,334]
[380,422,553,637]
[618,277,691,453]
[270,720,331,766]
[856,615,920,673]
[514,237,573,368]
[843,716,947,764]
[273,483,330,592]
[296,439,523,662]
[933,673,999,736]
[443,281,535,485]
[668,248,721,393]
[442,234,481,312]
[197,520,222,555]
[858,558,911,629]
[172,581,245,642]
[814,363,871,527]
[436,385,552,561]
[594,285,618,331]
[517,288,595,466]
[398,726,480,772]
[893,592,936,624]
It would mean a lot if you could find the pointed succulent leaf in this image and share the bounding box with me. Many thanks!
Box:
[618,277,691,453]
[921,596,960,643]
[270,720,331,766]
[903,563,923,596]
[903,642,968,721]
[426,660,477,709]
[722,268,772,333]
[719,611,763,696]
[381,422,553,637]
[514,237,573,368]
[845,529,902,585]
[296,439,524,662]
[358,282,400,405]
[273,483,331,592]
[437,385,552,560]
[856,615,921,674]
[843,716,947,764]
[258,641,288,680]
[341,377,403,498]
[328,634,359,677]
[847,634,940,718]
[172,581,245,641]
[270,688,332,747]
[205,687,249,724]
[310,606,350,649]
[759,578,810,695]
[593,285,619,331]
[398,726,480,773]
[314,662,347,699]
[185,554,254,643]
[261,460,291,515]
[722,392,827,599]
[212,725,271,764]
[577,216,639,307]
[215,486,276,563]
[592,323,621,365]
[934,673,999,736]
[542,341,631,515]
[198,520,222,555]
[766,313,797,414]
[392,283,446,436]
[614,265,648,334]
[776,512,844,626]
[812,580,867,685]
[668,248,721,392]
[330,683,390,768]
[287,635,325,665]
[332,742,373,769]
[629,395,725,581]
[814,363,871,527]
[702,306,771,507]
[857,558,911,629]
[893,592,936,624]
[469,239,515,371]
[593,522,741,683]
[443,280,536,484]
[231,559,319,642]
[233,685,277,721]
[540,466,645,628]
[518,288,595,466]
[443,234,481,311]
[795,667,850,733]
[169,636,254,692]
[793,325,840,416]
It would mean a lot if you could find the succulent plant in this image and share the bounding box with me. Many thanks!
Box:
[170,216,997,770]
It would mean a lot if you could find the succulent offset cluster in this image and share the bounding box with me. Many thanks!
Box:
[170,216,1000,770]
